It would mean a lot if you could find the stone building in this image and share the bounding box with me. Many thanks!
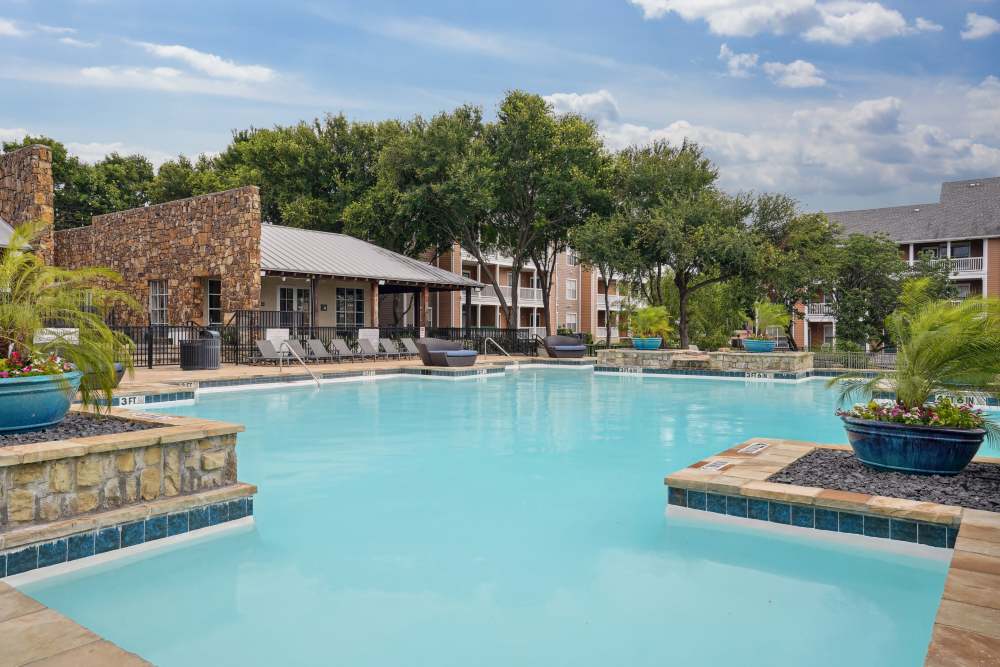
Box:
[0,144,480,328]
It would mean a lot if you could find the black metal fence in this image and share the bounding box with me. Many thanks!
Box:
[111,323,540,367]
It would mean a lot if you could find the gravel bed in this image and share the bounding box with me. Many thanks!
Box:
[0,412,163,447]
[767,449,1000,512]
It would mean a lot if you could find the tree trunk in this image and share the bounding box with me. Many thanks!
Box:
[602,270,613,348]
[785,321,799,351]
[509,258,523,332]
[675,272,689,349]
[464,240,513,326]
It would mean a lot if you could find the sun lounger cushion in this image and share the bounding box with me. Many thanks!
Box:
[444,350,477,357]
[551,345,587,351]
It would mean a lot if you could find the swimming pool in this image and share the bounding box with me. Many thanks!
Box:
[21,371,948,666]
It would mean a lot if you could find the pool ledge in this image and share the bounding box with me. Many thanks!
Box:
[0,580,149,665]
[664,439,1000,666]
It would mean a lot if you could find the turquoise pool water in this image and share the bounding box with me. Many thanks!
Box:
[23,371,948,666]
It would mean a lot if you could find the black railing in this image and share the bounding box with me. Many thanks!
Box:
[111,324,538,367]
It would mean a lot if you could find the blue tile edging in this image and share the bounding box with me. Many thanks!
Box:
[667,486,957,549]
[0,496,254,579]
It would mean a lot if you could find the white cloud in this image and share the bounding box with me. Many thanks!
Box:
[914,18,942,33]
[763,59,825,87]
[718,43,758,78]
[77,65,270,97]
[559,88,1000,205]
[804,2,909,45]
[0,18,25,37]
[630,1,938,45]
[135,42,274,82]
[37,24,75,35]
[59,37,98,48]
[64,140,173,166]
[967,76,1000,142]
[544,90,621,122]
[961,13,1000,40]
[0,127,28,143]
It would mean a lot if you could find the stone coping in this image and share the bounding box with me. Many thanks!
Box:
[0,482,256,551]
[664,439,1000,666]
[0,407,244,468]
[0,582,149,665]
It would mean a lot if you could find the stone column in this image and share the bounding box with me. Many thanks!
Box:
[370,281,380,328]
[0,145,55,263]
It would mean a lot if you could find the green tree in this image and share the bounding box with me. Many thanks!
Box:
[570,213,636,346]
[149,154,227,204]
[750,194,839,349]
[907,252,960,301]
[830,234,907,349]
[487,91,606,331]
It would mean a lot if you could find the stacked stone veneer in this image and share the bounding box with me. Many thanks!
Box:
[0,418,240,530]
[0,145,55,262]
[597,349,814,373]
[53,187,263,325]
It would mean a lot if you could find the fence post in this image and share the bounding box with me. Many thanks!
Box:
[146,327,154,369]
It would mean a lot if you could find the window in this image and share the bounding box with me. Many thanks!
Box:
[950,242,971,259]
[206,279,222,326]
[565,312,578,333]
[336,287,365,327]
[148,280,168,325]
[279,286,310,327]
[567,250,579,266]
[956,283,972,298]
[566,278,578,301]
[823,323,835,346]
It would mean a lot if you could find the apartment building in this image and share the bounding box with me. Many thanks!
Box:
[431,244,628,341]
[792,176,1000,349]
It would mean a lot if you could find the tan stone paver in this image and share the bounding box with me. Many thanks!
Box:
[924,624,1000,667]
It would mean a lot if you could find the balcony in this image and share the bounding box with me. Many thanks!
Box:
[460,285,544,306]
[519,287,544,303]
[461,248,516,265]
[596,293,623,310]
[806,302,834,317]
[909,256,984,274]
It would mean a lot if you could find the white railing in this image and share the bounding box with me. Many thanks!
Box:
[909,256,984,273]
[519,287,543,302]
[596,326,620,340]
[596,294,623,309]
[806,302,834,316]
[521,326,546,338]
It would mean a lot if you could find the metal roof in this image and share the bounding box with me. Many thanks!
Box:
[826,176,1000,243]
[0,217,14,247]
[260,224,483,289]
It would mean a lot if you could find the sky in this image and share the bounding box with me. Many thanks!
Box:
[1,0,999,212]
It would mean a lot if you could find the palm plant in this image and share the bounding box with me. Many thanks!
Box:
[830,281,1000,443]
[0,220,138,407]
[747,300,790,339]
[631,306,672,339]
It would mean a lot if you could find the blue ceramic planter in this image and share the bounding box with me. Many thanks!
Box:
[632,337,662,350]
[842,417,984,475]
[0,371,82,433]
[742,339,776,353]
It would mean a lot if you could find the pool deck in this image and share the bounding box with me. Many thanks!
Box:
[665,439,1000,667]
[0,581,149,665]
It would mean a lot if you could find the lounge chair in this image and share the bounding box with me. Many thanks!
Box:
[306,339,334,362]
[251,339,284,365]
[329,338,362,362]
[281,339,313,362]
[357,338,384,360]
[400,337,421,358]
[542,335,587,359]
[415,338,478,367]
[379,338,403,359]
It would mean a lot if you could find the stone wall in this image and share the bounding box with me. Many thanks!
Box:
[1,423,239,530]
[597,348,814,373]
[53,187,263,325]
[0,144,55,262]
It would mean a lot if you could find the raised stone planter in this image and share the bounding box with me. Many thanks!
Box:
[1,407,255,579]
[597,349,813,373]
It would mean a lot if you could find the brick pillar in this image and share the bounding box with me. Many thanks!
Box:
[0,144,55,263]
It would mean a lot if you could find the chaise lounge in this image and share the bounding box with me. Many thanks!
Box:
[542,335,587,359]
[415,338,478,367]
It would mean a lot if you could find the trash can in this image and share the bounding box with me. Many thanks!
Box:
[180,329,221,370]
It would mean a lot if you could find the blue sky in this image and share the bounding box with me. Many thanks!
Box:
[1,0,998,211]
